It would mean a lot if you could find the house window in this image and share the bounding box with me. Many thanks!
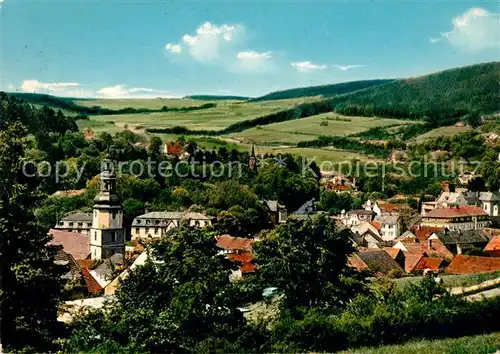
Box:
[94,232,97,241]
[112,212,116,219]
[111,232,117,242]
[135,228,140,234]
[154,228,159,235]
[78,222,83,227]
[69,222,74,227]
[145,227,150,234]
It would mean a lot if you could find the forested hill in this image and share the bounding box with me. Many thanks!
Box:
[184,95,250,101]
[0,92,77,134]
[330,62,500,124]
[250,79,393,102]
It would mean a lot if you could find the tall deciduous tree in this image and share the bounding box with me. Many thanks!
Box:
[0,123,63,351]
[254,216,365,315]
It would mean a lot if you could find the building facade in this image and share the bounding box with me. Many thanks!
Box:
[55,212,93,235]
[132,211,213,239]
[420,205,490,231]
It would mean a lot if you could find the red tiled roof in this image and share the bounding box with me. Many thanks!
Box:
[166,141,185,156]
[379,203,409,213]
[370,221,381,230]
[425,205,488,218]
[47,229,90,260]
[446,255,500,275]
[331,184,351,191]
[384,247,401,260]
[216,235,254,251]
[77,259,94,270]
[484,236,500,253]
[422,239,454,261]
[414,257,444,272]
[81,267,103,294]
[403,252,425,273]
[410,226,445,242]
[227,251,257,274]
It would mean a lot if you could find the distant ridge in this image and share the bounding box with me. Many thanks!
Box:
[184,95,250,101]
[250,79,393,102]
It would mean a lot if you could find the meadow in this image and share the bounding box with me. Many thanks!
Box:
[416,125,472,141]
[84,97,321,132]
[228,114,416,144]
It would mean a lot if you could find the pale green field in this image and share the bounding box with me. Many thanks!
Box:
[416,125,472,141]
[229,114,416,144]
[340,332,500,354]
[87,98,321,132]
[72,98,212,110]
[394,271,500,290]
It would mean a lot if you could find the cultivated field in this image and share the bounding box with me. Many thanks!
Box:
[84,97,321,132]
[72,98,213,110]
[228,114,416,144]
[416,125,472,141]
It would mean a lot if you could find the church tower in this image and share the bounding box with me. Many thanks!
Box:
[90,159,125,260]
[249,144,257,171]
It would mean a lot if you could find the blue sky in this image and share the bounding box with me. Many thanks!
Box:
[0,0,499,98]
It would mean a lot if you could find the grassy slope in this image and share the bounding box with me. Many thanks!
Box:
[415,125,473,141]
[394,271,500,290]
[86,97,321,132]
[340,332,500,354]
[72,98,213,110]
[251,79,393,102]
[228,114,416,144]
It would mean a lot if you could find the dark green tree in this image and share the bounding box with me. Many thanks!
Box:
[0,123,64,351]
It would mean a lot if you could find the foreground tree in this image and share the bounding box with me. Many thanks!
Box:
[254,216,365,315]
[0,123,63,351]
[65,225,254,352]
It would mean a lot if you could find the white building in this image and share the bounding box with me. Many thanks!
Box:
[55,213,93,235]
[132,211,213,239]
[479,192,500,217]
[378,215,401,241]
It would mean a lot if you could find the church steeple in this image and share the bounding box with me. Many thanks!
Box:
[249,144,257,171]
[90,159,125,260]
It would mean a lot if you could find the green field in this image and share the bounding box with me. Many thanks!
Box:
[84,97,321,132]
[394,271,500,291]
[228,114,415,144]
[340,332,500,354]
[72,98,213,110]
[416,125,472,141]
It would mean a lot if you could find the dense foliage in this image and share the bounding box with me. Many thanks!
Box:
[0,123,64,351]
[250,79,393,102]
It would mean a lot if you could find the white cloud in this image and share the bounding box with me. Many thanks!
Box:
[236,51,272,61]
[333,64,366,71]
[20,80,93,97]
[97,85,173,98]
[19,80,177,98]
[165,43,182,53]
[290,61,327,72]
[429,37,443,44]
[434,7,500,50]
[169,21,244,62]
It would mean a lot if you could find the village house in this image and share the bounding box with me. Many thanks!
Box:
[479,192,500,217]
[83,127,95,140]
[377,214,401,241]
[420,205,490,230]
[263,200,287,224]
[54,212,93,235]
[341,209,376,227]
[52,189,86,198]
[216,235,256,280]
[428,229,491,255]
[131,211,213,239]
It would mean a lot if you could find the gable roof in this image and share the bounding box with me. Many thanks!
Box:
[347,209,375,216]
[60,212,93,222]
[410,226,445,242]
[370,221,381,230]
[81,267,104,295]
[293,199,316,214]
[264,200,285,212]
[378,215,400,225]
[432,229,490,245]
[352,249,404,274]
[424,205,488,218]
[479,192,500,202]
[48,229,90,260]
[446,255,500,275]
[414,257,445,272]
[403,252,425,273]
[384,247,402,260]
[216,235,254,251]
[484,236,500,253]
